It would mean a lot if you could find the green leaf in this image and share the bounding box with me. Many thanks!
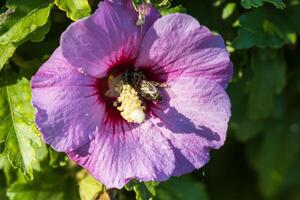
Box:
[151,0,170,7]
[222,3,236,19]
[125,180,158,200]
[256,123,300,198]
[233,5,300,49]
[6,0,51,13]
[0,155,17,185]
[232,119,264,142]
[0,187,8,200]
[27,19,51,43]
[156,176,209,200]
[54,0,91,21]
[241,0,285,9]
[0,1,53,45]
[0,68,41,180]
[248,49,286,120]
[77,170,104,200]
[0,43,16,71]
[7,182,63,200]
[6,169,80,200]
[229,69,264,141]
[0,0,52,71]
[159,5,186,15]
[48,147,67,168]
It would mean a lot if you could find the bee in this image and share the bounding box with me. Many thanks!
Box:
[121,69,167,101]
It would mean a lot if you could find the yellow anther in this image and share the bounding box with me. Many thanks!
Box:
[117,84,145,124]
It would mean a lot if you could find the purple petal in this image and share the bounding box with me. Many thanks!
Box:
[106,0,131,6]
[61,1,159,78]
[136,13,232,88]
[151,77,231,175]
[31,48,105,152]
[68,120,175,189]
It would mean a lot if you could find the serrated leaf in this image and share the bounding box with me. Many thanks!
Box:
[0,0,52,72]
[0,1,53,44]
[156,176,209,200]
[248,49,286,120]
[54,0,91,21]
[241,0,285,9]
[77,170,104,200]
[233,5,300,49]
[0,68,41,179]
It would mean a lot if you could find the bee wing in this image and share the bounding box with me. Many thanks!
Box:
[140,80,158,94]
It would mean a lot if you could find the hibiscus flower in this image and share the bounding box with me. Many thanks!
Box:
[31,0,232,188]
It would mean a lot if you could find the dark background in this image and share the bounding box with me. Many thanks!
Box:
[1,0,300,199]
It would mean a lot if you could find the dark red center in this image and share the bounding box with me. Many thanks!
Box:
[93,58,162,128]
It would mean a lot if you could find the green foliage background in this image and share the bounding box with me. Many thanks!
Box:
[1,0,300,199]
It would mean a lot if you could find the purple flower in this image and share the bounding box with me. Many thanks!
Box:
[31,0,232,189]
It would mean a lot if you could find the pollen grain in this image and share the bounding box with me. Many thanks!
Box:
[117,84,146,124]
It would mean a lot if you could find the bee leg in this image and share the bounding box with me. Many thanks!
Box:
[150,81,169,88]
[158,82,169,88]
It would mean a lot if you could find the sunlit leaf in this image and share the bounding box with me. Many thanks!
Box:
[151,0,170,7]
[159,5,186,15]
[77,170,104,200]
[222,3,236,19]
[54,0,91,21]
[0,0,52,71]
[0,43,16,71]
[0,68,41,179]
[0,1,53,44]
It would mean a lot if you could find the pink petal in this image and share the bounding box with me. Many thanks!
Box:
[31,48,105,151]
[136,13,232,88]
[61,1,159,78]
[151,77,231,175]
[68,120,175,189]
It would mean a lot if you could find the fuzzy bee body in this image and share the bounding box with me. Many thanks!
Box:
[121,69,165,102]
[139,80,163,101]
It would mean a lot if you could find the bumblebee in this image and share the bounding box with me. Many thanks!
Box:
[121,69,167,101]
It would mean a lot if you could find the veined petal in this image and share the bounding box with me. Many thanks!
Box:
[151,77,231,175]
[61,0,159,78]
[31,48,105,152]
[68,120,175,189]
[136,13,232,88]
